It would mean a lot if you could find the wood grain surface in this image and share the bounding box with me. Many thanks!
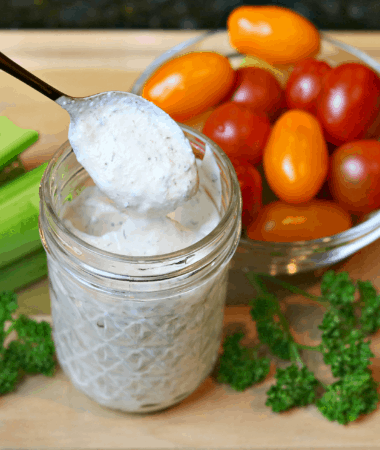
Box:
[2,30,380,449]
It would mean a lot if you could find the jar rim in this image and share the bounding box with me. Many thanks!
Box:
[40,123,241,269]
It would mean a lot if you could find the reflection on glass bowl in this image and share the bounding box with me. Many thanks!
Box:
[131,30,380,275]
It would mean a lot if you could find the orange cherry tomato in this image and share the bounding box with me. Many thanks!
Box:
[231,160,262,228]
[263,110,328,203]
[142,52,236,122]
[247,200,352,242]
[227,6,320,66]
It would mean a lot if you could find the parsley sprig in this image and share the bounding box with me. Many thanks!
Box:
[218,332,270,391]
[217,270,380,424]
[0,291,56,394]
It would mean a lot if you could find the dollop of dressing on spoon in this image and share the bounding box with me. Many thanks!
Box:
[57,92,199,216]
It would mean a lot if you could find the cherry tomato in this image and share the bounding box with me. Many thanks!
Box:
[317,63,380,146]
[285,58,332,115]
[231,161,262,228]
[202,102,271,164]
[247,200,352,242]
[227,6,320,66]
[329,140,380,214]
[230,67,285,121]
[142,52,236,122]
[263,110,328,203]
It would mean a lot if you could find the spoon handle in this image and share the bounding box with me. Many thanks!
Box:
[0,51,65,101]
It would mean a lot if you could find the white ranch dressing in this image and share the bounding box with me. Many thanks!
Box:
[60,92,222,256]
[59,92,199,217]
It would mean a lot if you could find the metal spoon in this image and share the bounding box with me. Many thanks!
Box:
[0,51,200,214]
[0,50,139,115]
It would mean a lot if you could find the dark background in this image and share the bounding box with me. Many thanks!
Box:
[3,0,380,29]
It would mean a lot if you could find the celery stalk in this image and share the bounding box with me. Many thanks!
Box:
[0,117,39,171]
[0,117,38,187]
[0,163,48,269]
[0,247,47,292]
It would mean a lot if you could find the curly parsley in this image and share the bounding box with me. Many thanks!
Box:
[0,290,56,394]
[217,270,380,425]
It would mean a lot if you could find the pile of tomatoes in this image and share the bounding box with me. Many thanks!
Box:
[142,5,380,242]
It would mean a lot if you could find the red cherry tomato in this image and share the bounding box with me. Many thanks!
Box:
[317,63,380,146]
[202,102,271,164]
[230,67,285,121]
[247,200,352,242]
[329,140,380,214]
[231,161,262,228]
[285,58,332,115]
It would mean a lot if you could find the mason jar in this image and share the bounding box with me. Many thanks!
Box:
[39,124,242,413]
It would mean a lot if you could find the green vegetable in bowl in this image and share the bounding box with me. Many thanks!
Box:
[217,270,380,425]
[0,290,55,394]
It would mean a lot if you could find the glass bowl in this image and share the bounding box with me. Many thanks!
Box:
[131,30,380,275]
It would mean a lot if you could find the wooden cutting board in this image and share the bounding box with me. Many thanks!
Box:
[2,30,380,449]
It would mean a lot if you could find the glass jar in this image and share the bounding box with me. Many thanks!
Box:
[39,124,241,413]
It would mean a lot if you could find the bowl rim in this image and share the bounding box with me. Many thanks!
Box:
[131,29,380,250]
